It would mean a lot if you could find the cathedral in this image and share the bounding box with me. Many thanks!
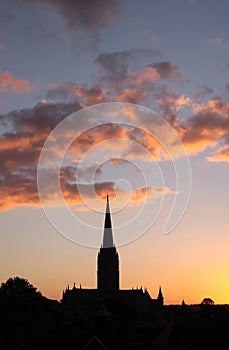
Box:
[61,194,164,322]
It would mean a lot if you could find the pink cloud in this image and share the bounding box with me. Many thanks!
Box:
[115,88,147,104]
[175,95,191,107]
[131,186,172,202]
[180,98,229,155]
[0,70,34,93]
[121,67,160,87]
[210,37,222,45]
[209,37,229,50]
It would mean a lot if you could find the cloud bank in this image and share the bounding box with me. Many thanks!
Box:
[1,45,229,211]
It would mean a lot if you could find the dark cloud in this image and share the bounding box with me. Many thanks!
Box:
[69,123,128,155]
[1,93,229,210]
[148,61,181,80]
[0,168,39,210]
[61,180,116,203]
[0,101,82,209]
[0,142,39,174]
[194,85,214,99]
[94,48,161,82]
[60,164,103,184]
[180,98,229,155]
[0,101,81,133]
[46,83,109,105]
[25,0,120,39]
[154,86,181,124]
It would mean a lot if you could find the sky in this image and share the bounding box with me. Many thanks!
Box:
[0,0,229,305]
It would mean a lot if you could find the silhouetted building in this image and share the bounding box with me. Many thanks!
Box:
[97,195,119,291]
[158,286,164,306]
[61,195,164,323]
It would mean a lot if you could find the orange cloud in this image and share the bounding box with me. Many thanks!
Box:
[0,169,40,211]
[175,95,191,107]
[0,70,33,93]
[1,86,229,211]
[72,85,108,105]
[192,99,229,116]
[134,67,160,85]
[60,171,173,210]
[46,82,108,106]
[131,186,172,202]
[0,133,42,151]
[68,123,128,157]
[157,93,192,118]
[207,146,229,163]
[115,88,147,104]
[180,98,229,155]
[121,67,160,87]
[181,138,218,156]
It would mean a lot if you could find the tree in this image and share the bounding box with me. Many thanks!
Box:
[201,297,214,305]
[0,276,42,298]
[0,276,45,317]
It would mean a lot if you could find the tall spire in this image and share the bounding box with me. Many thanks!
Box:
[102,194,114,248]
[157,286,164,306]
[97,193,119,290]
[158,286,163,299]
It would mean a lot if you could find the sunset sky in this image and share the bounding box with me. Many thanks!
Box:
[1,0,229,305]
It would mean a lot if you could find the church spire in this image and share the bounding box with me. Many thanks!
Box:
[97,193,119,290]
[102,194,114,248]
[157,286,164,306]
[158,286,163,299]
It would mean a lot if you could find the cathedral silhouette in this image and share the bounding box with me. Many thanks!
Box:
[61,194,164,323]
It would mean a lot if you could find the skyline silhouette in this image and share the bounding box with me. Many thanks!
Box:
[1,196,223,306]
[1,196,228,349]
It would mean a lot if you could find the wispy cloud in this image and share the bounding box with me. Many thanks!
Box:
[209,37,229,50]
[207,146,229,163]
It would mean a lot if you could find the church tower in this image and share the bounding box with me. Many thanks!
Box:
[97,194,119,291]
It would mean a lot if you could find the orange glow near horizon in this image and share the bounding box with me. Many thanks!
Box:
[2,202,227,306]
[28,246,229,305]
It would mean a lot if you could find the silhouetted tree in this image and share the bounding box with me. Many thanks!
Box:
[201,298,214,305]
[0,276,42,298]
[0,277,61,349]
[0,276,46,319]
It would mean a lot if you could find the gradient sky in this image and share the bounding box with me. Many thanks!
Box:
[0,0,229,305]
